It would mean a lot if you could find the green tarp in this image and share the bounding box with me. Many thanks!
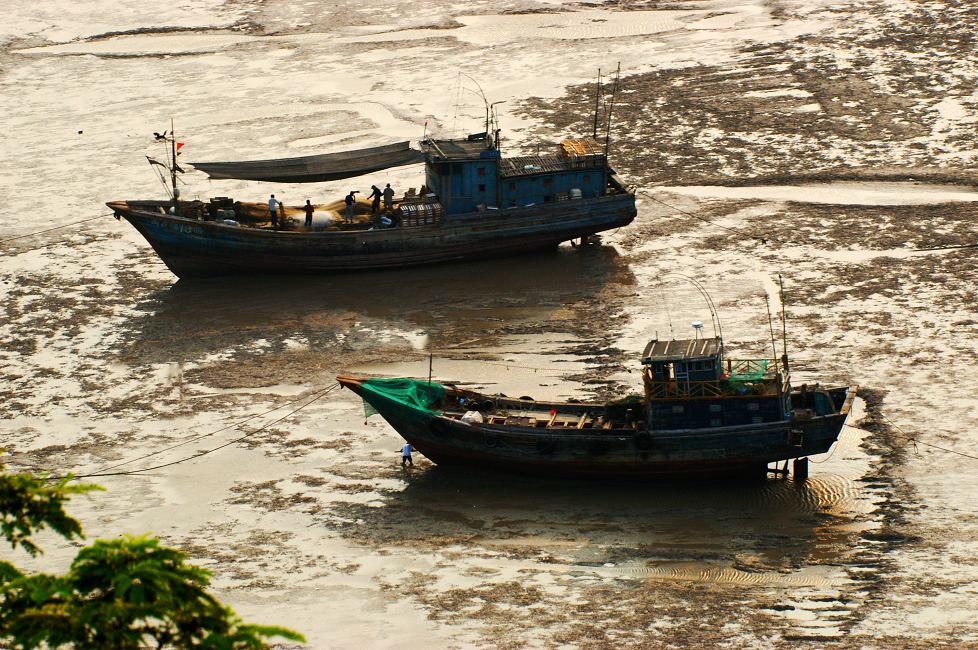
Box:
[727,360,768,382]
[360,377,445,419]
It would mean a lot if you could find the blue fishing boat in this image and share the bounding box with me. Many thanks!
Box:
[338,336,857,480]
[107,128,636,279]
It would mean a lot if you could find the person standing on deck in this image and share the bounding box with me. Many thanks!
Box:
[344,190,358,223]
[400,443,415,467]
[268,194,279,228]
[367,185,382,215]
[303,199,315,228]
[383,183,395,210]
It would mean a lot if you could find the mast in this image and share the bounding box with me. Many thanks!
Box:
[779,274,789,374]
[603,62,621,158]
[592,68,602,139]
[490,100,505,152]
[169,118,179,211]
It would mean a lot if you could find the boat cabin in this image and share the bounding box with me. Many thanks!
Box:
[640,337,792,430]
[422,134,615,215]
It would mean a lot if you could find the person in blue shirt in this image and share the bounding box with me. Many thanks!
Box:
[344,190,358,223]
[400,443,415,467]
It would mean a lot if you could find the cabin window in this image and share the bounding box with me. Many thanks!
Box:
[477,167,486,176]
[478,184,486,192]
[709,404,722,413]
[543,178,553,188]
[508,199,516,207]
[747,403,760,412]
[704,360,715,370]
[671,405,684,414]
[583,174,591,183]
[710,418,722,427]
[544,195,553,202]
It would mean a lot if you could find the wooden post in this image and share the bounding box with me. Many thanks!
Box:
[793,457,809,481]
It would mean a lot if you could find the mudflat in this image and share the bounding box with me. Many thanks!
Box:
[2,0,977,647]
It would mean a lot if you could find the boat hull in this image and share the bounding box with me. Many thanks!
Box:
[340,379,856,480]
[109,194,636,279]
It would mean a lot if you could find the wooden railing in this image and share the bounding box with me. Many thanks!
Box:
[644,368,790,401]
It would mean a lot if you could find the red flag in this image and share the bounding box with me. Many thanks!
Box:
[176,142,185,150]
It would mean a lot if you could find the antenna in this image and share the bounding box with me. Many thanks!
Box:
[765,296,780,375]
[658,286,675,339]
[661,273,724,355]
[779,274,789,374]
[490,100,505,151]
[603,62,621,158]
[460,72,490,140]
[592,68,602,139]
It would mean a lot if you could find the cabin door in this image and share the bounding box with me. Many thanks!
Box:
[674,362,688,382]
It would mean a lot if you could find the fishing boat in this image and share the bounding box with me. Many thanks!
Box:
[338,335,857,480]
[107,120,636,279]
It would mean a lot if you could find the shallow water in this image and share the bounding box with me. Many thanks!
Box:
[2,0,978,647]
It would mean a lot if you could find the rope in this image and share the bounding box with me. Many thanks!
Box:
[51,383,339,481]
[0,213,113,246]
[838,413,978,462]
[914,241,978,252]
[638,190,782,245]
[877,413,978,461]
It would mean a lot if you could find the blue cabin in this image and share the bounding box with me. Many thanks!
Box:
[640,337,792,430]
[423,134,612,215]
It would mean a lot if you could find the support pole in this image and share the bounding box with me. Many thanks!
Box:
[793,457,809,481]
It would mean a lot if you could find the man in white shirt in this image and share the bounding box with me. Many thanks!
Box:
[268,194,279,228]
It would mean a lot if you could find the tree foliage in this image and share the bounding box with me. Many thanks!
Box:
[0,469,101,580]
[0,464,304,649]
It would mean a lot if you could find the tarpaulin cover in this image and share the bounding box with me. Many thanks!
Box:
[191,141,424,183]
[359,377,444,420]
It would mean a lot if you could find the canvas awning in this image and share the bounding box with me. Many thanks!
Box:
[190,141,425,183]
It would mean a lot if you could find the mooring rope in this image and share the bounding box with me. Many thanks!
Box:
[914,241,978,252]
[0,213,114,246]
[876,413,978,461]
[832,414,978,463]
[49,383,340,481]
[637,190,783,245]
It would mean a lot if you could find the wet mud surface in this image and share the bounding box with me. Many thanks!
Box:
[2,0,978,647]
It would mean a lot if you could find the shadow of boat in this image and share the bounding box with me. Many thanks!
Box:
[327,463,864,579]
[118,245,634,364]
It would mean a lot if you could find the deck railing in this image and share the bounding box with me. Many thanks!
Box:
[644,364,790,401]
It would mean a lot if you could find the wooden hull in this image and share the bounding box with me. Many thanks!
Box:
[108,194,636,279]
[339,378,857,480]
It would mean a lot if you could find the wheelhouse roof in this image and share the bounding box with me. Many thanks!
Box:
[499,154,606,178]
[641,337,721,364]
[423,135,490,160]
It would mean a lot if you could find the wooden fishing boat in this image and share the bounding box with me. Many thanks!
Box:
[338,336,857,480]
[108,129,636,279]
